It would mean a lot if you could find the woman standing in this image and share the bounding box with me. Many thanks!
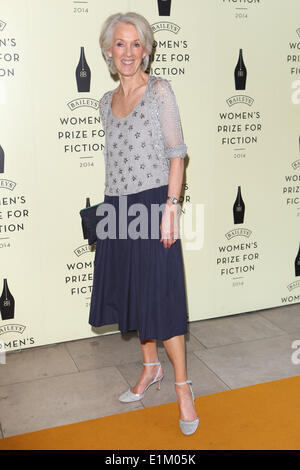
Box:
[89,12,199,436]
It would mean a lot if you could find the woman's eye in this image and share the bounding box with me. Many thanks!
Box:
[116,42,140,47]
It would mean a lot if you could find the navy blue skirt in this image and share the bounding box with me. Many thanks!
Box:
[88,184,188,342]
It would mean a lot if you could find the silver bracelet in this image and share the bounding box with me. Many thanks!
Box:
[167,195,179,205]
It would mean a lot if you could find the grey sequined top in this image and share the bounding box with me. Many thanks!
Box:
[98,74,187,196]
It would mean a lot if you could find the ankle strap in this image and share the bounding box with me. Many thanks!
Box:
[143,362,160,366]
[175,380,192,386]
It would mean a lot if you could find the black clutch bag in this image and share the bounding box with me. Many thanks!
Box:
[79,198,104,246]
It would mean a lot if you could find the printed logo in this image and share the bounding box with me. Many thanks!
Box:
[292,158,300,170]
[227,48,255,107]
[216,186,259,286]
[56,48,104,165]
[225,228,252,240]
[0,278,15,321]
[226,50,254,107]
[75,46,91,93]
[233,185,245,225]
[152,22,180,34]
[282,278,300,304]
[287,280,300,292]
[74,244,94,257]
[217,49,262,160]
[281,138,300,215]
[280,245,300,304]
[157,0,172,16]
[67,98,99,111]
[0,19,20,78]
[65,248,94,309]
[226,96,254,107]
[151,6,189,78]
[0,280,34,352]
[0,151,30,248]
[0,178,16,190]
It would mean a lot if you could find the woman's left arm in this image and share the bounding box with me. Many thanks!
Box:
[157,80,187,248]
[160,158,184,248]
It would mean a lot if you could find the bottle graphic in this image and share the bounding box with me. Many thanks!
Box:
[75,47,91,93]
[157,0,171,16]
[0,145,4,173]
[0,279,15,320]
[295,243,300,276]
[234,49,247,91]
[82,197,91,240]
[233,186,245,224]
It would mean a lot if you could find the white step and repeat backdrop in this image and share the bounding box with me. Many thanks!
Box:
[0,0,299,351]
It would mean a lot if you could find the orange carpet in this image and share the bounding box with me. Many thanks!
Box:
[1,375,300,450]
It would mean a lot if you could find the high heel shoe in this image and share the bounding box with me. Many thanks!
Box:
[175,380,199,435]
[119,362,164,403]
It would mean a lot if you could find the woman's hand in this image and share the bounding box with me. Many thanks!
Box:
[160,203,181,248]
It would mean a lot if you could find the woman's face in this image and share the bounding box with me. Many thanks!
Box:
[107,22,147,77]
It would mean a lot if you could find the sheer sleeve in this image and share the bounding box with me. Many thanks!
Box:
[98,91,111,132]
[154,79,187,159]
[99,94,106,131]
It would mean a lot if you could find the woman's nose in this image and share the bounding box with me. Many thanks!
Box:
[125,45,133,56]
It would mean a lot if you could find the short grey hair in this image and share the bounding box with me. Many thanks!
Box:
[99,12,154,75]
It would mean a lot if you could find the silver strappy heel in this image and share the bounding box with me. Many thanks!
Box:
[175,380,199,435]
[119,362,164,403]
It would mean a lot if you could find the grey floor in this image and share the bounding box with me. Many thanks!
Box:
[0,303,300,438]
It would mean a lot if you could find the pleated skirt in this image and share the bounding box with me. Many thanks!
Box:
[88,184,188,342]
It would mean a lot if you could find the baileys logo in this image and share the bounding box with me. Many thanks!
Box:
[152,22,180,34]
[74,244,95,257]
[67,98,99,111]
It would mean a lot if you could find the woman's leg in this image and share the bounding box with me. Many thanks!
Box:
[163,334,198,421]
[130,338,164,394]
